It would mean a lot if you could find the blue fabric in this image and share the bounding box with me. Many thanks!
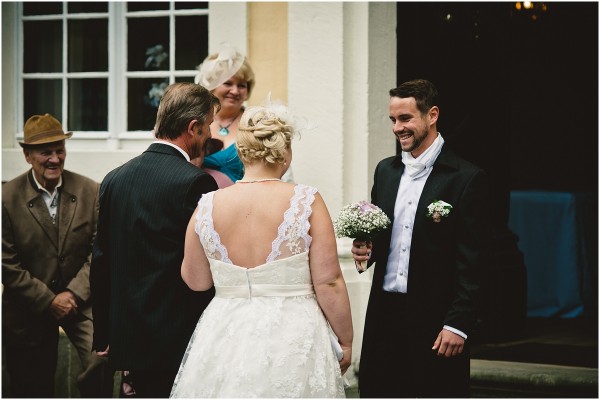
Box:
[508,191,597,318]
[203,144,244,182]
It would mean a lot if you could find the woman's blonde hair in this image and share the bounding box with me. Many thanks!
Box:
[234,59,255,97]
[236,105,294,165]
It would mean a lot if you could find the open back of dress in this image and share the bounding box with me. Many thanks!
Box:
[170,184,345,398]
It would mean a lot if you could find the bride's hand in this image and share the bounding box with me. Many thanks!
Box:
[339,344,352,375]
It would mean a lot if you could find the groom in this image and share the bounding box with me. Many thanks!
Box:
[90,83,220,397]
[352,79,493,397]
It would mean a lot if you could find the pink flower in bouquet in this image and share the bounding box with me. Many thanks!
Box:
[333,201,391,242]
[358,201,378,213]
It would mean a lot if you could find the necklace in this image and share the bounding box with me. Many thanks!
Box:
[216,112,239,136]
[237,178,282,183]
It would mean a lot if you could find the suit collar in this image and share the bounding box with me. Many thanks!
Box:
[148,141,190,161]
[30,170,63,195]
[432,145,460,171]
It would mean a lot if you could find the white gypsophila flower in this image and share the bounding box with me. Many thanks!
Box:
[426,200,453,222]
[333,201,391,240]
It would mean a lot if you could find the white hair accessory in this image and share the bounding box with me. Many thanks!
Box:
[241,93,313,137]
[195,45,245,91]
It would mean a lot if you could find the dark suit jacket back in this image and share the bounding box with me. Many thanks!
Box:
[91,143,218,371]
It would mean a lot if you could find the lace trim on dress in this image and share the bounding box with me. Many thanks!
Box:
[197,184,317,265]
[195,191,232,263]
[267,184,317,263]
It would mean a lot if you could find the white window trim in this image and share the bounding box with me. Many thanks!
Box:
[17,2,209,148]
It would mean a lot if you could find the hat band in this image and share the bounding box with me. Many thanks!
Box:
[25,129,66,143]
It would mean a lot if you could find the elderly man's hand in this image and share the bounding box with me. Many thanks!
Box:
[49,291,79,321]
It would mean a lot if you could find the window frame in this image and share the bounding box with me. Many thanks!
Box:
[17,2,208,146]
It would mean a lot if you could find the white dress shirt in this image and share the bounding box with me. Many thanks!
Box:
[383,164,429,293]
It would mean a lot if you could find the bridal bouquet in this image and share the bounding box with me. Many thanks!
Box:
[334,201,391,241]
[334,201,390,273]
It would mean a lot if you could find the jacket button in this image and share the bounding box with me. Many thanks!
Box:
[71,197,76,202]
[59,256,65,261]
[29,203,33,207]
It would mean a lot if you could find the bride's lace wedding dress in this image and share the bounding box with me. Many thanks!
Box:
[170,184,345,398]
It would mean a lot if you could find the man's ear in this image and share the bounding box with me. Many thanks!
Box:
[428,106,439,126]
[187,119,198,135]
[23,149,32,165]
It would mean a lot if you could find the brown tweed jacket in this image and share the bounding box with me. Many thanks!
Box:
[2,169,99,345]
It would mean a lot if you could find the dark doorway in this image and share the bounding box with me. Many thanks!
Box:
[395,3,598,343]
[396,2,598,222]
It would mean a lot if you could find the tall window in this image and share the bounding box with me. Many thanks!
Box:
[20,1,208,140]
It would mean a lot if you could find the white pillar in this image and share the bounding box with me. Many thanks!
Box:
[288,1,396,383]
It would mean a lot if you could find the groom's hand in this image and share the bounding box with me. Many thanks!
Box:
[351,240,372,272]
[432,329,464,357]
[351,240,372,262]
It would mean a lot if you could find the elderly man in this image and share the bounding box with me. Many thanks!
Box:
[2,113,112,397]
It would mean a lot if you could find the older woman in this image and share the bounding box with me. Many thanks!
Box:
[194,46,255,184]
[171,102,353,398]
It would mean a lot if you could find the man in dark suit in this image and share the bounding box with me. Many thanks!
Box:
[3,114,112,397]
[90,82,220,397]
[352,79,492,397]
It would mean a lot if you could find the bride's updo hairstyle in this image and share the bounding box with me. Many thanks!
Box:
[236,104,295,165]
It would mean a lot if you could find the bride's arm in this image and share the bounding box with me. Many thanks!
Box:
[181,206,213,291]
[309,193,354,374]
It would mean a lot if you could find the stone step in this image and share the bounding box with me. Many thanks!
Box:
[471,359,598,398]
[344,360,598,398]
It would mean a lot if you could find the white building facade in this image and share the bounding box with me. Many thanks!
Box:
[2,2,397,383]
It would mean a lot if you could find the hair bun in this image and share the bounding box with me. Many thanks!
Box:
[236,99,302,165]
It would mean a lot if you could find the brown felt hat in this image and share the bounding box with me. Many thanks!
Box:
[19,113,72,147]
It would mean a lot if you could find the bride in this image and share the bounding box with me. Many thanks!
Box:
[170,102,353,398]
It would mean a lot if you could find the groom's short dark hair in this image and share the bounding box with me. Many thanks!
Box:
[390,79,439,116]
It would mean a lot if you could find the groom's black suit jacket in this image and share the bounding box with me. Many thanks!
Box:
[91,143,218,372]
[360,145,492,394]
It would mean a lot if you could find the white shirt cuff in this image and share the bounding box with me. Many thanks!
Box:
[443,325,467,340]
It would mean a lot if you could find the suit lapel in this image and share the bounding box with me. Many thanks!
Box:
[379,158,404,220]
[27,194,59,250]
[417,146,459,216]
[58,189,76,253]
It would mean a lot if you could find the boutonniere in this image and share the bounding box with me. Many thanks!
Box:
[426,200,452,222]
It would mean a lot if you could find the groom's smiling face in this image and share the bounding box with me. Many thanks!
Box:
[389,96,437,158]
